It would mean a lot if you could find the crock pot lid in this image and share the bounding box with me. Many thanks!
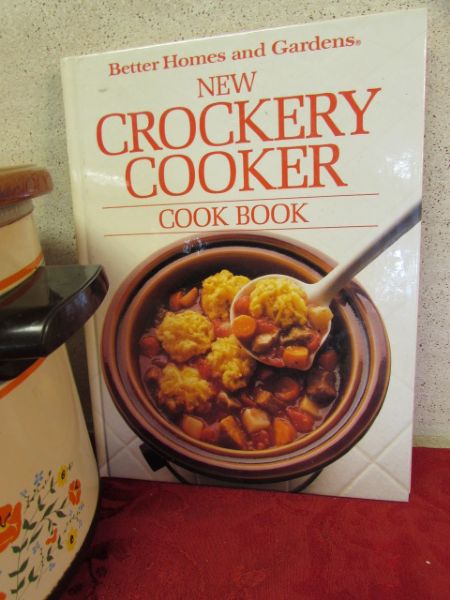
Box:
[0,165,53,206]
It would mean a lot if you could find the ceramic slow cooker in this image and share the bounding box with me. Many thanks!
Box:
[102,233,390,485]
[0,167,107,600]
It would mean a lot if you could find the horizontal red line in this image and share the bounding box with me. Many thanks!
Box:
[102,192,379,210]
[104,224,378,237]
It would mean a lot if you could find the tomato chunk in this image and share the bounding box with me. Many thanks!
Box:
[286,407,315,433]
[307,331,322,353]
[139,335,160,357]
[213,319,232,338]
[194,358,212,380]
[144,365,161,382]
[256,318,279,335]
[318,348,338,371]
[258,367,275,381]
[234,295,251,315]
[251,429,271,450]
[201,423,221,444]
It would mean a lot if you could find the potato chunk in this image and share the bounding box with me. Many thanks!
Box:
[273,417,297,446]
[220,415,247,449]
[181,415,204,440]
[242,408,271,434]
[255,389,282,414]
[217,391,241,411]
[251,332,279,354]
[307,305,333,332]
[298,395,322,420]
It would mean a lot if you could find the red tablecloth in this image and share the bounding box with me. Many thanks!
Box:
[59,448,449,599]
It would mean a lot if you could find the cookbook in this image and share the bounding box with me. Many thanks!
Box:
[61,8,426,500]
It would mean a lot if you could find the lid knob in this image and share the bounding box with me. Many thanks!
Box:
[0,166,53,207]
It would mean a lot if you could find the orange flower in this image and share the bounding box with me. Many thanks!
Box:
[45,527,58,545]
[0,592,6,600]
[0,502,22,554]
[68,479,81,506]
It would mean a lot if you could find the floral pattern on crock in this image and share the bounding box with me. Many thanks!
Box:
[0,463,85,599]
[0,504,22,554]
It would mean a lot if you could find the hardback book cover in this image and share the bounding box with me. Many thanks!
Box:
[61,8,426,500]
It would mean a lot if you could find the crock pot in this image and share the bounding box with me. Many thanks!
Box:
[0,167,107,600]
[102,233,390,485]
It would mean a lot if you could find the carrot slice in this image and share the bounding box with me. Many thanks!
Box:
[179,287,198,308]
[169,291,184,311]
[273,376,302,403]
[232,314,257,340]
[282,346,310,369]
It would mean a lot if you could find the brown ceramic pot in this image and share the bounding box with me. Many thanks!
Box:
[102,232,390,483]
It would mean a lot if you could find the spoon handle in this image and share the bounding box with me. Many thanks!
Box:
[309,199,421,304]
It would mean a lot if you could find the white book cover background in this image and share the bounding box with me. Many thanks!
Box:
[62,9,426,501]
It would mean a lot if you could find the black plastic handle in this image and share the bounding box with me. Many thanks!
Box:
[0,265,108,378]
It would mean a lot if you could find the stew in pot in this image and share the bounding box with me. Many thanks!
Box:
[137,270,341,451]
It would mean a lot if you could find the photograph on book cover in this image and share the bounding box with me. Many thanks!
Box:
[61,8,426,501]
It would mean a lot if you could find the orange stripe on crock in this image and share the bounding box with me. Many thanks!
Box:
[0,358,46,400]
[0,251,44,292]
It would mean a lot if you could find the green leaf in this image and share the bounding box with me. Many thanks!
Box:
[38,495,46,511]
[28,567,39,583]
[11,545,21,554]
[57,535,63,550]
[22,519,37,531]
[56,510,66,518]
[60,497,67,509]
[29,526,43,544]
[8,558,29,577]
[44,501,57,518]
[19,558,29,574]
[46,545,54,562]
[50,476,55,493]
[11,578,26,593]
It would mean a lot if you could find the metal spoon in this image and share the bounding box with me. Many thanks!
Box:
[230,199,421,370]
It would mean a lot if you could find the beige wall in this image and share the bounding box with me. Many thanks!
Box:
[1,0,448,445]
